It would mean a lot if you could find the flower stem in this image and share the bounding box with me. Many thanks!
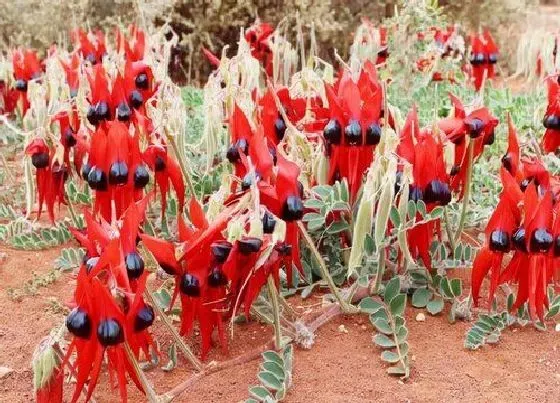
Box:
[266,275,282,350]
[124,342,160,402]
[297,221,357,313]
[370,248,386,295]
[166,134,197,200]
[443,205,456,252]
[144,289,203,371]
[454,140,474,243]
[65,184,81,229]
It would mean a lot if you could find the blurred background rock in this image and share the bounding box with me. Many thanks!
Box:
[0,0,551,84]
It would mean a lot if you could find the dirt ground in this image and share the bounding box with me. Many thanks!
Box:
[0,242,559,403]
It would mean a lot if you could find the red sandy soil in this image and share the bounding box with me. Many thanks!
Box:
[0,242,559,403]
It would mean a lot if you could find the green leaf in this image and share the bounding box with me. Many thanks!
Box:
[453,244,462,260]
[249,386,273,401]
[387,363,407,376]
[359,297,383,314]
[302,212,322,222]
[262,351,284,367]
[389,294,406,317]
[380,350,400,363]
[373,333,396,348]
[162,343,177,372]
[262,362,285,381]
[430,206,444,219]
[303,199,323,209]
[372,317,393,335]
[407,200,417,221]
[384,277,400,302]
[440,278,454,299]
[411,288,432,308]
[364,234,375,255]
[257,371,283,391]
[426,297,444,315]
[307,217,326,231]
[389,206,401,227]
[326,220,349,234]
[313,185,333,200]
[416,200,427,217]
[450,279,462,297]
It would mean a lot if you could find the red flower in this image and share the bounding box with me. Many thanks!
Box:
[116,24,146,62]
[542,75,560,153]
[72,28,106,65]
[60,53,81,97]
[469,30,499,91]
[397,107,451,270]
[438,93,499,199]
[11,49,42,115]
[245,22,274,76]
[321,62,384,200]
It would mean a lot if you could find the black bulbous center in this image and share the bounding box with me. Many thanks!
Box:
[470,52,486,65]
[15,79,27,92]
[543,115,560,130]
[66,307,91,339]
[109,161,129,185]
[489,229,510,253]
[554,236,560,257]
[211,240,233,263]
[344,120,362,146]
[467,118,485,138]
[134,164,150,188]
[95,101,111,122]
[81,162,92,181]
[512,227,527,252]
[450,165,460,176]
[129,90,144,109]
[116,102,131,122]
[282,195,304,221]
[275,116,287,141]
[424,180,451,205]
[409,185,423,202]
[31,152,49,169]
[97,318,124,346]
[87,166,108,191]
[238,237,263,255]
[365,123,382,146]
[262,211,276,234]
[154,156,166,172]
[135,73,149,89]
[180,273,201,297]
[64,128,77,147]
[241,172,260,191]
[323,119,342,145]
[488,53,498,64]
[530,228,553,253]
[134,305,155,332]
[501,154,513,173]
[208,266,228,287]
[125,251,145,279]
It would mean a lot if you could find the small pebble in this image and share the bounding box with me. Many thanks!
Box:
[338,324,348,334]
[416,312,426,322]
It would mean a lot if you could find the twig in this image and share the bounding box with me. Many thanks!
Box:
[297,221,357,313]
[160,339,275,402]
[144,289,203,371]
[454,140,474,243]
[124,342,160,403]
[267,275,282,350]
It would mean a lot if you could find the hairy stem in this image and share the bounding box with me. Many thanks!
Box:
[443,206,456,252]
[297,221,357,313]
[267,275,282,350]
[166,134,197,200]
[144,290,203,371]
[65,183,81,229]
[370,248,386,295]
[454,140,474,243]
[124,343,160,402]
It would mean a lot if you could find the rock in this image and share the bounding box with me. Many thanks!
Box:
[555,323,560,332]
[416,312,426,322]
[338,324,348,334]
[0,367,13,379]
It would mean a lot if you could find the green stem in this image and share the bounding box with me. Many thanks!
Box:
[167,134,197,201]
[370,248,386,295]
[266,275,282,350]
[297,221,357,313]
[65,184,81,228]
[443,206,456,252]
[454,140,474,243]
[144,290,203,371]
